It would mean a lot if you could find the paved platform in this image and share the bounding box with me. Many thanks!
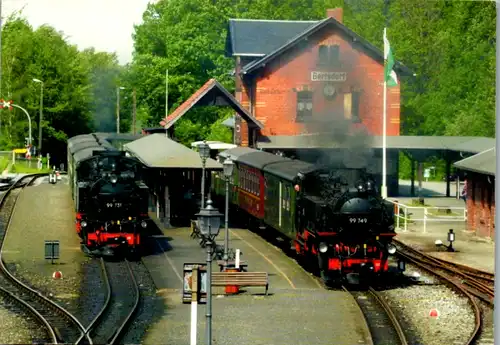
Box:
[395,226,494,274]
[392,180,494,274]
[140,216,372,345]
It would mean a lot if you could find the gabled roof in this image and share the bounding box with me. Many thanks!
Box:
[160,78,263,129]
[453,147,495,176]
[225,19,318,57]
[124,133,222,169]
[232,17,412,77]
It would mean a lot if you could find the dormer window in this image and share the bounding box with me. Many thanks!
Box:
[318,45,340,67]
[296,91,313,122]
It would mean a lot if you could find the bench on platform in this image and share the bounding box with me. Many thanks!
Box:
[216,260,248,272]
[212,271,269,295]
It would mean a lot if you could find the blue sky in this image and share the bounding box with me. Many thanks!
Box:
[4,0,155,64]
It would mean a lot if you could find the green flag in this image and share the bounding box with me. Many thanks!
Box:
[383,28,398,87]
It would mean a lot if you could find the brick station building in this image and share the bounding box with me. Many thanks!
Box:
[163,7,413,195]
[225,8,411,146]
[454,148,495,239]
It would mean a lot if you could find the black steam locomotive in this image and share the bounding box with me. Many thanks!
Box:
[67,133,149,257]
[212,147,397,285]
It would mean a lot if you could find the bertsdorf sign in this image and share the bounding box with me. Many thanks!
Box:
[311,71,347,82]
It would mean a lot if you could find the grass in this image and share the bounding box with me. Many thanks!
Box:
[10,161,51,173]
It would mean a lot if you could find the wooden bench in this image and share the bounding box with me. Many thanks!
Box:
[212,272,269,295]
[216,260,248,272]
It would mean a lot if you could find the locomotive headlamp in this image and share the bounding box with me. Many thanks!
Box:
[81,221,87,228]
[387,244,397,255]
[357,183,364,192]
[110,174,118,184]
[366,181,373,191]
[318,242,328,253]
[141,221,148,228]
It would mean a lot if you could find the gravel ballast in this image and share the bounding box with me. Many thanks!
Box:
[379,264,476,345]
[0,295,48,343]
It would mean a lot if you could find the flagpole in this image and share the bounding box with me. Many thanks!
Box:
[382,28,388,199]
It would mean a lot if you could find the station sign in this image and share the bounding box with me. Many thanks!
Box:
[182,263,207,304]
[311,71,347,82]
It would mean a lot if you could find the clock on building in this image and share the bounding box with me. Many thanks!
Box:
[323,84,336,99]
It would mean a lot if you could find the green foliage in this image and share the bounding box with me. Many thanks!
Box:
[0,13,122,163]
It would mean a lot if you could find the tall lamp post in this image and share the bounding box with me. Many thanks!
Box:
[32,78,43,153]
[116,86,125,133]
[196,199,222,345]
[222,159,234,265]
[198,140,211,209]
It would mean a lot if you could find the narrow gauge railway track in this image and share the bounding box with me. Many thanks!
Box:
[393,239,483,345]
[393,239,494,304]
[76,258,140,345]
[344,285,408,345]
[0,174,89,344]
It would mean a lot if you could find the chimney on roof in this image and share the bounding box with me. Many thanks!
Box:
[326,8,343,23]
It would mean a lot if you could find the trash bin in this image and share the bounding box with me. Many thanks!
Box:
[225,267,239,294]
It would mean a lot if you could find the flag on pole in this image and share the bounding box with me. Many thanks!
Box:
[383,28,398,87]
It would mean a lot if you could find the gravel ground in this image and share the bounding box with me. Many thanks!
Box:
[1,182,89,321]
[0,295,48,344]
[378,263,475,345]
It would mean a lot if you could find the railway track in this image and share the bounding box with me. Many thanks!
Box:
[76,257,140,345]
[344,285,408,345]
[393,239,494,304]
[0,174,89,344]
[393,239,485,345]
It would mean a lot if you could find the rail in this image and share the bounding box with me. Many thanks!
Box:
[385,199,467,232]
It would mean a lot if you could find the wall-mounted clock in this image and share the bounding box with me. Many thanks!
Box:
[323,84,336,99]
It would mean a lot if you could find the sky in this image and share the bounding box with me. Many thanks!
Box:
[3,0,155,65]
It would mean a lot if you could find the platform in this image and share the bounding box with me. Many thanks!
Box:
[140,215,372,345]
[391,180,494,274]
[395,225,494,274]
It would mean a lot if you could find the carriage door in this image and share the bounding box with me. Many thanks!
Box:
[279,181,282,227]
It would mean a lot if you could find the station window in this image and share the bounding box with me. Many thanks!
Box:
[296,91,313,122]
[344,91,361,123]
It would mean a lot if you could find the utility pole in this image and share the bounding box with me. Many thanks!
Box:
[165,69,168,138]
[132,88,136,134]
[116,87,120,134]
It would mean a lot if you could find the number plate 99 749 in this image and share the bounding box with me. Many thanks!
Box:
[349,217,368,224]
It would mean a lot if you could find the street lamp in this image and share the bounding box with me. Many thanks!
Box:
[198,140,211,209]
[32,78,43,153]
[196,199,222,345]
[116,86,125,133]
[222,159,234,265]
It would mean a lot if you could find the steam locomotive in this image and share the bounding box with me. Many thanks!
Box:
[211,147,397,285]
[67,133,149,257]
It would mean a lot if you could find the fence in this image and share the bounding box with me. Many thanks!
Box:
[385,199,467,233]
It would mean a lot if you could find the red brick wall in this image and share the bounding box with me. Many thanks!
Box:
[234,57,255,147]
[466,173,495,239]
[242,27,400,137]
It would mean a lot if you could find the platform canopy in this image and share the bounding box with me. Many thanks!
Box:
[256,134,494,155]
[453,147,495,176]
[191,140,237,150]
[124,133,222,169]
